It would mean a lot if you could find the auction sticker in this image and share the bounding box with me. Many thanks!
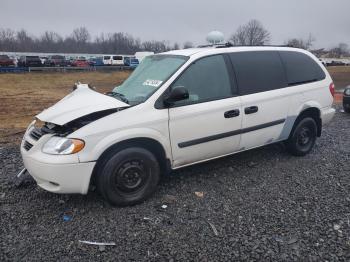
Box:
[143,79,163,87]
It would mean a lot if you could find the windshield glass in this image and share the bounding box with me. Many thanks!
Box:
[112,55,188,105]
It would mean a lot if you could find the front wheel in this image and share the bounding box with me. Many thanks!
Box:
[96,147,160,206]
[285,117,317,156]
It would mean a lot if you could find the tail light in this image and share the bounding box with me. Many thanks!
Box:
[329,82,335,97]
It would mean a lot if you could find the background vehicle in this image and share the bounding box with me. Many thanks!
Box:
[0,54,15,67]
[45,55,67,66]
[17,56,42,67]
[134,51,154,62]
[40,56,48,65]
[124,57,139,68]
[103,55,112,65]
[343,86,350,113]
[112,55,124,65]
[71,57,89,67]
[89,57,104,66]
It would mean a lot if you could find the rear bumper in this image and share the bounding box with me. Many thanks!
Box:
[321,107,336,125]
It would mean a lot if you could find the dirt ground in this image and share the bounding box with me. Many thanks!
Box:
[0,71,130,144]
[0,67,349,144]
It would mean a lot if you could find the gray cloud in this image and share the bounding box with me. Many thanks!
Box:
[1,0,349,48]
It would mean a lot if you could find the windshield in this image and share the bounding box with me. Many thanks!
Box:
[112,55,188,105]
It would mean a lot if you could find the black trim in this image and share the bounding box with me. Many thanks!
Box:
[178,118,285,148]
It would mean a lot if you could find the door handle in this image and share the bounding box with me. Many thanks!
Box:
[244,106,258,114]
[224,109,240,118]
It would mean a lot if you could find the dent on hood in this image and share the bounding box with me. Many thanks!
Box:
[33,83,129,137]
[36,83,129,125]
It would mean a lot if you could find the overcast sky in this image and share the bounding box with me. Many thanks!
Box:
[1,0,349,49]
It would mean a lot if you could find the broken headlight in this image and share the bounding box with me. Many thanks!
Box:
[42,137,85,155]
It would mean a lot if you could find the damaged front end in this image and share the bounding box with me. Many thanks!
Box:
[30,108,124,140]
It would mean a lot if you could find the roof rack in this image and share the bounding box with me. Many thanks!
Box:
[197,42,295,49]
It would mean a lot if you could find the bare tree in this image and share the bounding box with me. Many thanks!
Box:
[183,41,194,49]
[71,27,90,43]
[173,42,180,50]
[285,34,315,50]
[230,20,270,46]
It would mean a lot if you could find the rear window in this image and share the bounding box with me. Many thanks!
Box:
[279,51,326,86]
[103,56,111,59]
[229,51,286,95]
[0,55,9,59]
[113,56,123,60]
[27,56,39,59]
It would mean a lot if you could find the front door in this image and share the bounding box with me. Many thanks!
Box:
[168,54,242,167]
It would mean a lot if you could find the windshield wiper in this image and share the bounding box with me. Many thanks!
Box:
[105,91,129,104]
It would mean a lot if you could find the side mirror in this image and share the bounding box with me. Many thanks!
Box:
[164,86,189,106]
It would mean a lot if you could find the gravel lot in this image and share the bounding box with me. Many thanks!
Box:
[1,107,349,261]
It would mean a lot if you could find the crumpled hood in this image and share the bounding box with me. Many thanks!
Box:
[36,84,129,125]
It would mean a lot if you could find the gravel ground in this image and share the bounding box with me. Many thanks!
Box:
[1,108,350,261]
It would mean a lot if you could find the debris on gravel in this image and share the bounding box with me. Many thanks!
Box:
[1,108,350,261]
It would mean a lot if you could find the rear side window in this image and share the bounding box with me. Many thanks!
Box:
[229,51,286,95]
[171,54,233,105]
[279,51,326,86]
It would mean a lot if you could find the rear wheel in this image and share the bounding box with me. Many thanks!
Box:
[285,117,317,156]
[96,147,160,206]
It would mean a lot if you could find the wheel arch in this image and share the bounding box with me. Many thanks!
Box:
[90,137,171,186]
[293,106,322,137]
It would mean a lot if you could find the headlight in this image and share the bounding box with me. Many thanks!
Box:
[344,88,350,96]
[42,137,85,155]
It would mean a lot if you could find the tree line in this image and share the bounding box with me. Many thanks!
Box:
[0,27,189,54]
[0,20,349,57]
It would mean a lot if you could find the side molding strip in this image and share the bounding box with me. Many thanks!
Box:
[178,118,285,148]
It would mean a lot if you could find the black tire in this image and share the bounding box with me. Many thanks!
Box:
[285,117,317,156]
[96,147,160,206]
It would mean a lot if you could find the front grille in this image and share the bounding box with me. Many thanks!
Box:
[23,141,33,151]
[29,126,52,141]
[29,127,43,140]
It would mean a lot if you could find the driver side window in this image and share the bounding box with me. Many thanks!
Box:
[171,54,233,106]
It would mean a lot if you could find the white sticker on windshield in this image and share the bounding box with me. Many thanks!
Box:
[143,79,163,87]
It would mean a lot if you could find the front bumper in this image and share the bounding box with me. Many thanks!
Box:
[321,107,336,125]
[20,123,95,194]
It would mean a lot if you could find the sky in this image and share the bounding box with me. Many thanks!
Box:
[0,0,349,49]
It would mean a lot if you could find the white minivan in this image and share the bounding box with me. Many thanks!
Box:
[20,46,335,206]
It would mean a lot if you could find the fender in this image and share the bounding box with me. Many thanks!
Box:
[77,127,172,163]
[279,100,322,141]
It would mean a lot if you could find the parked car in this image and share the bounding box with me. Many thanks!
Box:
[45,55,67,67]
[124,57,139,68]
[19,46,335,206]
[17,56,42,67]
[112,55,124,65]
[89,57,104,66]
[103,55,112,65]
[40,57,48,65]
[71,57,89,67]
[343,86,350,113]
[0,54,15,67]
